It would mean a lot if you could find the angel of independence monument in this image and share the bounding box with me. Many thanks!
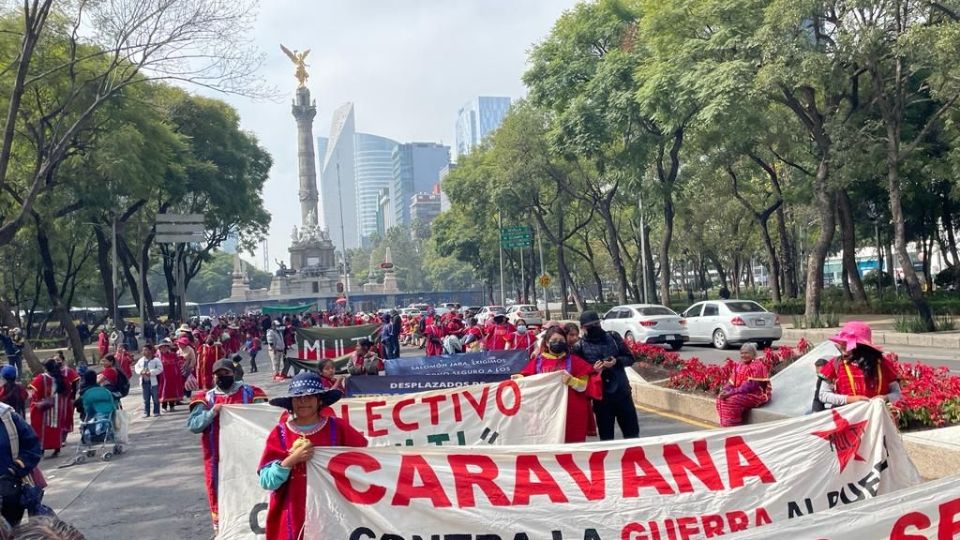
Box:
[214,45,424,313]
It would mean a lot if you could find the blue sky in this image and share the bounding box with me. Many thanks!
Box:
[210,0,578,270]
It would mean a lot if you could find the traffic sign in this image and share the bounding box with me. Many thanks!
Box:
[538,274,552,288]
[500,225,532,249]
[156,213,205,244]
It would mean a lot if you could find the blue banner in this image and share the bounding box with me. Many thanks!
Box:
[382,350,530,376]
[345,373,509,396]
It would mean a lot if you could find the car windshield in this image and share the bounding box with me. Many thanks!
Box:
[724,301,765,313]
[636,307,674,316]
[517,306,536,311]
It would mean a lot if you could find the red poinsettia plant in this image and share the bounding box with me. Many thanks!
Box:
[889,355,960,428]
[644,339,960,429]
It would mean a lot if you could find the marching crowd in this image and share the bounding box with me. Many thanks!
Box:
[0,306,904,540]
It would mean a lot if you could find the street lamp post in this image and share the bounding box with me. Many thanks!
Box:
[336,161,350,312]
[111,217,119,328]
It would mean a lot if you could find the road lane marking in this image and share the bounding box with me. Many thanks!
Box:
[634,403,717,430]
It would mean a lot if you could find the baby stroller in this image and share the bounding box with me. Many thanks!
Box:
[73,411,124,464]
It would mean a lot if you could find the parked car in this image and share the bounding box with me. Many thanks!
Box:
[600,304,688,350]
[401,308,421,317]
[505,304,544,327]
[681,300,782,349]
[476,306,506,325]
[462,306,482,319]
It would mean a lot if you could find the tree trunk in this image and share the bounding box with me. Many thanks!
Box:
[804,158,835,325]
[659,194,674,307]
[841,265,853,302]
[93,227,117,323]
[598,200,628,304]
[580,238,605,305]
[888,146,934,330]
[838,190,869,305]
[776,207,798,298]
[642,223,657,303]
[758,223,781,303]
[943,197,960,267]
[35,222,86,363]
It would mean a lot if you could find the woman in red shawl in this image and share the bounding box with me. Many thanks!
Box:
[157,338,184,411]
[258,372,367,540]
[516,326,599,443]
[716,343,771,427]
[28,359,73,456]
[197,336,225,391]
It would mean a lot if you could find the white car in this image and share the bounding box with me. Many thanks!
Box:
[401,308,421,317]
[476,306,506,325]
[681,300,782,349]
[505,304,544,327]
[601,304,689,350]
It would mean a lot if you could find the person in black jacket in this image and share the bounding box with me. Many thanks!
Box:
[572,311,640,440]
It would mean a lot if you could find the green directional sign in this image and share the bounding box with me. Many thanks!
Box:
[500,226,533,249]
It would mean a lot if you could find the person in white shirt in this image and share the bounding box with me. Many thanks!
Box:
[134,345,164,417]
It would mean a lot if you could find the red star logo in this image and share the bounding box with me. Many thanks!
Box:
[812,410,868,472]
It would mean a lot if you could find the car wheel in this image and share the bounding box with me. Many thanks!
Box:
[670,341,683,351]
[758,340,773,350]
[624,331,635,344]
[712,329,728,350]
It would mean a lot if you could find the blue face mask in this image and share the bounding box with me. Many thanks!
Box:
[517,325,527,333]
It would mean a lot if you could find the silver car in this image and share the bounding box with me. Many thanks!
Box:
[681,300,782,349]
[600,304,689,350]
[505,304,544,327]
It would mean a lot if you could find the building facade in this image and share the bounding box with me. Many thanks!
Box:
[455,96,511,159]
[392,142,450,227]
[410,192,441,225]
[354,133,399,247]
[319,103,358,250]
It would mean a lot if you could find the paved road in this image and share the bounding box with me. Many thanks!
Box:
[40,349,701,539]
[675,340,960,373]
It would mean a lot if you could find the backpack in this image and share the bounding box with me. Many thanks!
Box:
[115,370,130,398]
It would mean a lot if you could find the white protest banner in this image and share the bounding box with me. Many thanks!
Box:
[728,474,960,539]
[305,400,921,540]
[216,373,569,540]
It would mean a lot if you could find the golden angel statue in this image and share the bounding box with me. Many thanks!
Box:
[280,44,310,87]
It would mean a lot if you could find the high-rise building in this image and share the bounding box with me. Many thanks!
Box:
[319,103,358,250]
[392,143,450,226]
[438,164,455,212]
[455,96,511,159]
[354,133,399,247]
[410,192,442,225]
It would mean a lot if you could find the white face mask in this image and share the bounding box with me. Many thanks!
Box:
[517,325,527,333]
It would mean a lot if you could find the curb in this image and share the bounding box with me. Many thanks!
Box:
[630,382,960,480]
[782,328,960,349]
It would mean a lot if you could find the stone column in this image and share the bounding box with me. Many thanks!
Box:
[292,86,319,228]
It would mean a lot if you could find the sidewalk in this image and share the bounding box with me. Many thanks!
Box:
[41,352,286,539]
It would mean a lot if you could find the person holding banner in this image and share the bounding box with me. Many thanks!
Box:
[258,372,367,540]
[818,321,901,407]
[187,359,268,536]
[716,343,771,427]
[516,326,599,442]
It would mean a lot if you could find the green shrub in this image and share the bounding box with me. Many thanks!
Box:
[894,313,957,333]
[863,270,895,289]
[935,266,960,289]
